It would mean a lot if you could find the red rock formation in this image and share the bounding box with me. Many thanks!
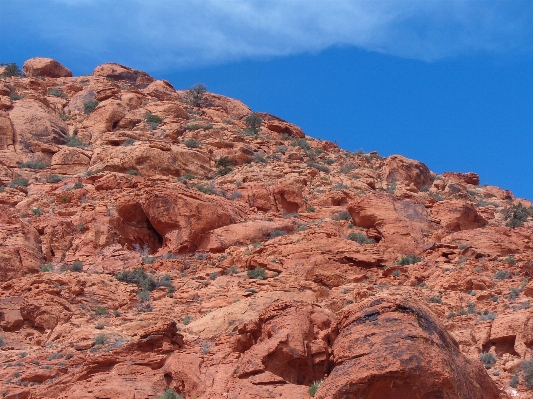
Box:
[22,57,72,78]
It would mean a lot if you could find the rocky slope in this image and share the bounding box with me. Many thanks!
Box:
[0,57,532,398]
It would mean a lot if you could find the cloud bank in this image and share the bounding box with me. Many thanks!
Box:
[4,0,533,71]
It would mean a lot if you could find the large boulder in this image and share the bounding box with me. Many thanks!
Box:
[22,57,72,78]
[430,199,487,231]
[92,63,154,88]
[316,295,505,399]
[51,147,91,175]
[384,154,433,190]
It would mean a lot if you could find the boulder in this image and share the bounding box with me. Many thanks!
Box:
[22,57,72,78]
[430,200,487,231]
[384,154,433,189]
[51,147,91,175]
[316,295,504,399]
[92,63,154,88]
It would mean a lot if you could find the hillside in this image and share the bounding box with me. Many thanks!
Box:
[0,57,532,399]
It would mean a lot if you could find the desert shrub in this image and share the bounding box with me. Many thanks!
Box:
[292,138,311,151]
[158,389,183,399]
[478,312,497,321]
[269,230,286,239]
[307,162,330,173]
[184,138,200,148]
[195,184,216,195]
[509,374,519,387]
[138,290,151,302]
[9,92,23,100]
[0,337,5,347]
[524,359,533,388]
[428,296,442,304]
[503,203,530,228]
[332,183,349,190]
[145,113,162,125]
[276,145,287,154]
[121,138,135,146]
[9,177,29,188]
[385,182,397,194]
[83,100,100,114]
[504,256,516,265]
[40,263,53,272]
[48,174,64,183]
[116,268,175,294]
[178,173,194,182]
[94,334,108,345]
[392,270,402,277]
[94,306,108,317]
[332,211,351,221]
[95,323,105,330]
[66,135,84,147]
[73,181,84,189]
[429,192,444,201]
[347,232,376,244]
[309,379,324,397]
[32,208,42,216]
[479,352,497,369]
[494,270,510,280]
[218,166,232,176]
[19,160,49,169]
[251,154,267,164]
[183,83,206,107]
[225,266,239,275]
[216,156,232,168]
[245,113,262,134]
[126,169,138,175]
[185,123,202,130]
[247,267,266,280]
[47,88,67,98]
[397,254,422,265]
[0,63,22,77]
[183,315,193,325]
[70,261,83,272]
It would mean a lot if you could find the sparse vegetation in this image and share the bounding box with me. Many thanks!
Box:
[309,379,324,397]
[347,232,376,244]
[116,268,175,296]
[0,63,22,78]
[247,267,266,280]
[184,138,200,148]
[145,113,163,129]
[479,352,497,369]
[48,174,64,183]
[40,263,53,272]
[9,177,29,188]
[522,359,533,388]
[183,315,193,325]
[157,389,183,399]
[183,83,207,107]
[244,113,262,135]
[19,160,49,169]
[332,211,351,221]
[66,135,84,147]
[83,100,100,114]
[494,270,510,280]
[307,162,330,173]
[70,261,83,272]
[397,254,422,265]
[269,230,287,239]
[503,203,531,228]
[47,88,67,98]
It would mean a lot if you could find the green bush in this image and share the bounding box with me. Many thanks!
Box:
[494,270,510,280]
[184,138,200,148]
[83,100,100,114]
[269,230,286,239]
[397,254,422,265]
[479,352,497,369]
[121,138,135,146]
[70,261,83,272]
[116,268,175,294]
[218,166,232,176]
[195,184,216,195]
[157,389,183,399]
[9,92,23,100]
[94,334,107,345]
[126,169,138,175]
[48,174,64,183]
[9,177,29,188]
[94,306,108,316]
[307,162,330,173]
[522,359,533,388]
[66,135,84,147]
[245,113,262,134]
[347,232,376,244]
[309,379,324,397]
[32,208,42,216]
[251,154,267,164]
[247,267,266,280]
[0,63,22,78]
[332,211,351,221]
[145,113,163,129]
[47,88,67,99]
[216,156,232,168]
[73,181,84,189]
[504,203,531,228]
[183,83,207,107]
[19,160,49,169]
[183,315,193,325]
[40,263,53,272]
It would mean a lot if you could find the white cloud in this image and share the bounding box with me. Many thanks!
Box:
[9,0,533,71]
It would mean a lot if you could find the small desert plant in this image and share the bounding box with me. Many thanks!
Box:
[121,138,135,146]
[195,184,216,195]
[269,230,286,239]
[332,211,351,221]
[145,113,163,129]
[247,267,266,280]
[66,135,84,147]
[184,138,200,148]
[251,153,267,164]
[83,100,100,114]
[347,232,376,244]
[94,334,108,345]
[40,263,53,272]
[0,62,22,77]
[94,306,108,317]
[183,315,193,325]
[19,160,49,169]
[479,352,497,369]
[183,83,207,107]
[397,254,422,266]
[307,162,330,173]
[216,156,232,168]
[245,113,262,134]
[9,92,23,100]
[157,389,183,399]
[70,261,83,272]
[126,169,138,175]
[9,177,29,188]
[392,270,402,277]
[32,208,42,216]
[47,88,67,98]
[309,379,324,397]
[494,270,510,280]
[503,203,531,228]
[47,174,64,183]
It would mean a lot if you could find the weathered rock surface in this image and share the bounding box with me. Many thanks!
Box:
[22,57,72,78]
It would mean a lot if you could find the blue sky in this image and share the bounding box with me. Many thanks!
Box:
[1,0,533,199]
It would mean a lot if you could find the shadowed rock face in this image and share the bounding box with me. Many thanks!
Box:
[318,296,504,399]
